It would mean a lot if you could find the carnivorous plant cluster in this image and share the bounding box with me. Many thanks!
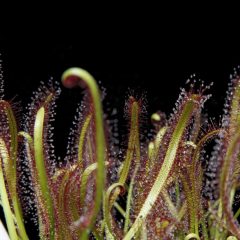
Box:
[1,60,240,239]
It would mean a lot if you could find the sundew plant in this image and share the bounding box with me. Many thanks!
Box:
[1,60,240,240]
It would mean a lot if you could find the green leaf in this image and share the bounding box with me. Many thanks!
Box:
[62,68,106,239]
[0,138,19,240]
[34,106,55,239]
[124,94,201,239]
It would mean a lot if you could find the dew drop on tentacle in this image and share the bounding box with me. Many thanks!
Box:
[130,76,213,239]
[17,145,39,226]
[21,78,61,183]
[207,67,240,201]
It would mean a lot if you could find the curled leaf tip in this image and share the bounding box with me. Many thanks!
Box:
[61,67,91,89]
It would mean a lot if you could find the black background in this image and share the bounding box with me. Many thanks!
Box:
[1,20,240,151]
[1,26,240,127]
[0,8,240,238]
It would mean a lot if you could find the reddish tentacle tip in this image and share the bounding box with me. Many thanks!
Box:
[62,75,81,89]
[129,96,136,104]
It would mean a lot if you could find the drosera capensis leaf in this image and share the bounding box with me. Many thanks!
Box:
[78,113,93,168]
[0,103,29,240]
[124,94,205,239]
[34,106,55,239]
[227,76,240,136]
[113,202,126,218]
[104,182,125,239]
[182,172,199,236]
[184,233,200,240]
[119,97,141,184]
[2,61,240,239]
[0,138,19,240]
[53,164,78,239]
[79,161,109,207]
[220,127,240,238]
[62,68,106,239]
[124,164,138,234]
[18,131,49,238]
[227,236,238,240]
[20,80,60,239]
[146,126,167,172]
[217,75,240,238]
[110,97,141,208]
[0,100,18,169]
[162,190,178,220]
[187,129,221,235]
